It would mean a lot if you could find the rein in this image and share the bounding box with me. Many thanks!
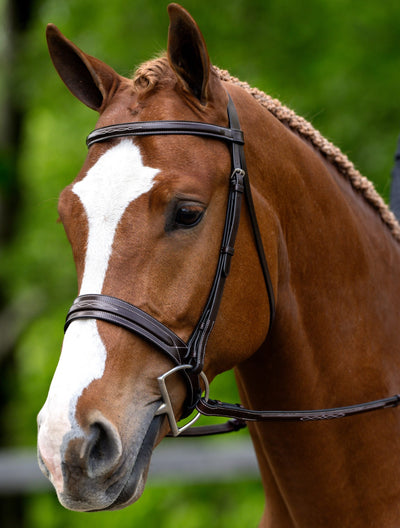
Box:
[64,94,400,437]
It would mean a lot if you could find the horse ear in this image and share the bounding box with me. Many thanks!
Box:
[46,24,119,112]
[167,4,210,104]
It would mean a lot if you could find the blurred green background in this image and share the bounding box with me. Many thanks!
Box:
[0,0,399,526]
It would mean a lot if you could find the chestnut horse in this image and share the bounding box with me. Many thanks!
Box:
[37,4,400,527]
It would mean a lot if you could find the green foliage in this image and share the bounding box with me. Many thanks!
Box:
[2,0,400,525]
[26,480,264,528]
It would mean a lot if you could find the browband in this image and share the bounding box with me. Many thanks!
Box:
[87,120,244,148]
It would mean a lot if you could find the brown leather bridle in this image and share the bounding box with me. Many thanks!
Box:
[64,95,400,436]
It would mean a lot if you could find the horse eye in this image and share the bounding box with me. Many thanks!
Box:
[174,204,205,228]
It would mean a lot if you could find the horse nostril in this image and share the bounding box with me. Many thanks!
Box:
[83,414,123,479]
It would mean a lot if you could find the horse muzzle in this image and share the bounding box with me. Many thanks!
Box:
[37,405,162,511]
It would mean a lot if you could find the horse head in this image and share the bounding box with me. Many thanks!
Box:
[37,4,271,512]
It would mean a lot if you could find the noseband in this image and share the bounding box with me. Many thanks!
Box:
[64,94,400,436]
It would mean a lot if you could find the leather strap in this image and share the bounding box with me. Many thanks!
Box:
[226,95,276,332]
[196,395,400,423]
[186,167,245,374]
[173,418,247,436]
[65,294,187,365]
[65,294,199,410]
[186,95,275,374]
[87,120,244,148]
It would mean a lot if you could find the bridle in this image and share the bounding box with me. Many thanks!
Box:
[64,94,400,436]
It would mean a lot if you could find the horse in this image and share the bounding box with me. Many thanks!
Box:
[37,3,400,526]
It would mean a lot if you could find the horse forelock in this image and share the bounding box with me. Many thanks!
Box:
[132,55,173,95]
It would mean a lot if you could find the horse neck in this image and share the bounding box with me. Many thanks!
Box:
[233,93,400,527]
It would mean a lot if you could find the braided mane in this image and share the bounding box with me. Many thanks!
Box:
[133,58,400,242]
[215,67,400,243]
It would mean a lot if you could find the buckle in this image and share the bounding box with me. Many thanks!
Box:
[230,168,245,192]
[155,364,210,437]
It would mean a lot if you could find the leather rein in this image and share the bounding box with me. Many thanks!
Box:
[64,95,400,437]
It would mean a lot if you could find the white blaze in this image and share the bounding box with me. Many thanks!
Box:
[75,140,158,295]
[38,140,159,489]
